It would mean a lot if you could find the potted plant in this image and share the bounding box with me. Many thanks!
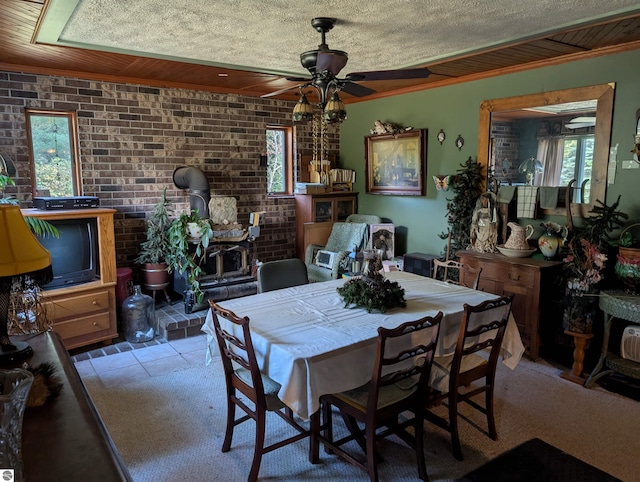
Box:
[135,188,173,292]
[166,209,213,304]
[616,223,640,294]
[561,196,627,333]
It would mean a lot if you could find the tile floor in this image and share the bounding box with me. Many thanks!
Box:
[73,334,212,388]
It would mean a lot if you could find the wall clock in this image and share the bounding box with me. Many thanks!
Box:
[437,129,446,145]
[455,134,464,150]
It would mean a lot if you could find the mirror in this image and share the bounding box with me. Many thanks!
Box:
[25,109,81,198]
[478,83,615,217]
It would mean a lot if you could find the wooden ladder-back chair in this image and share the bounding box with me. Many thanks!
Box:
[315,312,443,482]
[425,295,513,460]
[432,259,483,290]
[208,300,309,482]
[257,258,308,293]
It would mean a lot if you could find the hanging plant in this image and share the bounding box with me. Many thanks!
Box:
[166,210,214,304]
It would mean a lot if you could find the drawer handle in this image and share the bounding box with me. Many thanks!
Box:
[92,300,98,305]
[93,321,98,326]
[508,273,520,281]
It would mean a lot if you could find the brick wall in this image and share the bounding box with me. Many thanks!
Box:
[490,121,519,183]
[0,71,339,273]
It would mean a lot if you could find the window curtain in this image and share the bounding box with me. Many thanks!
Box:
[534,137,564,186]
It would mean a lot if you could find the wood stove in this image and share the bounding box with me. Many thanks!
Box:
[173,240,257,313]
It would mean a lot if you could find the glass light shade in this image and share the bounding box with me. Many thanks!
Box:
[323,92,347,124]
[0,205,51,278]
[292,93,315,123]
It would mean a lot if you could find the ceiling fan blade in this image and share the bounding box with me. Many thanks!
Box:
[346,67,432,82]
[564,122,594,129]
[261,84,304,98]
[316,51,348,76]
[340,82,377,98]
[569,116,596,124]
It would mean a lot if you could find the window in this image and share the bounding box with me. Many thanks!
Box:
[266,126,293,195]
[560,135,594,203]
[25,109,81,198]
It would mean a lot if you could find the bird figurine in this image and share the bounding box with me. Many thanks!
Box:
[370,120,413,136]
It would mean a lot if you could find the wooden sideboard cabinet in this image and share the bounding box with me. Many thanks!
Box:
[22,208,118,349]
[457,250,563,360]
[295,192,358,259]
[15,331,133,481]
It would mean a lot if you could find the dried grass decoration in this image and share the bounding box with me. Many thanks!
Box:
[337,272,406,313]
[23,362,63,408]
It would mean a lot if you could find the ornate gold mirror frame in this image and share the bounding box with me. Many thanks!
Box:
[478,83,615,217]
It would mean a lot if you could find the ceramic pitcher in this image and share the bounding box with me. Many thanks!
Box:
[504,222,534,250]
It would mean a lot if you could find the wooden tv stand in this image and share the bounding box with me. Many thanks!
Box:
[22,208,118,349]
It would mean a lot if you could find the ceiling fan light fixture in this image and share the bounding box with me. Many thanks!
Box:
[323,91,346,124]
[292,93,315,123]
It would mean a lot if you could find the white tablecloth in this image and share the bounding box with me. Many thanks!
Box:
[202,271,524,420]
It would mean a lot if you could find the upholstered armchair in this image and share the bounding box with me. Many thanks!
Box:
[345,214,382,224]
[305,222,369,282]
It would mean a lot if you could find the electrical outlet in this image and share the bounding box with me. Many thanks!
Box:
[622,160,640,169]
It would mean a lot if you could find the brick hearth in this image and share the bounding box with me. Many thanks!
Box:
[155,302,210,341]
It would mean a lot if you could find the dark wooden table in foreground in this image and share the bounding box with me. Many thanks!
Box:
[12,331,132,481]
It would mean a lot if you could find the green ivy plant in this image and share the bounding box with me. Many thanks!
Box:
[166,209,214,304]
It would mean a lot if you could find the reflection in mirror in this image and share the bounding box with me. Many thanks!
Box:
[25,109,81,198]
[478,84,615,217]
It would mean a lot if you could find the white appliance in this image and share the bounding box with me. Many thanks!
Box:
[315,250,337,269]
[620,325,640,363]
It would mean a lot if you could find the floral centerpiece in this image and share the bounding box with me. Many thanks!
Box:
[563,238,607,291]
[561,238,607,333]
[337,249,406,313]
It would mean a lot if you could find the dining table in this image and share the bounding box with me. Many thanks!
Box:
[202,270,525,421]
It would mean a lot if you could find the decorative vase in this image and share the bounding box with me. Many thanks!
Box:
[122,285,155,343]
[0,368,34,482]
[538,226,566,260]
[615,254,640,295]
[562,282,598,334]
[616,224,640,295]
[362,249,384,279]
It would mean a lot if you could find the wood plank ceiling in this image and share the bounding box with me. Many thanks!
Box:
[2,0,640,103]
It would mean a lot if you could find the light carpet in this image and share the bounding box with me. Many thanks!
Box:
[81,356,639,481]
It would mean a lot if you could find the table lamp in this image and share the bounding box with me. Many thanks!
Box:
[0,204,52,364]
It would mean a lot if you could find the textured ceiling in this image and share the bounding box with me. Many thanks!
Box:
[41,0,640,78]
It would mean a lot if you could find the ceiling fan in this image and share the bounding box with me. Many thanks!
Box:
[563,116,597,129]
[261,18,432,108]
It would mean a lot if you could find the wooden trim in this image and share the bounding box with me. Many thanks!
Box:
[477,83,615,217]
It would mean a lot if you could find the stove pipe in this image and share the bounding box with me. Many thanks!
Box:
[172,166,211,218]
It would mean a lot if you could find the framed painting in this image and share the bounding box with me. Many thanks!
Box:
[365,129,427,196]
[369,223,395,260]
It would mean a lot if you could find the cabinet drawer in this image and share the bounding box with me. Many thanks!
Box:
[44,290,110,320]
[54,311,112,339]
[477,262,535,288]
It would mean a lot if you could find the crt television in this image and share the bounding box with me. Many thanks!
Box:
[36,217,100,289]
